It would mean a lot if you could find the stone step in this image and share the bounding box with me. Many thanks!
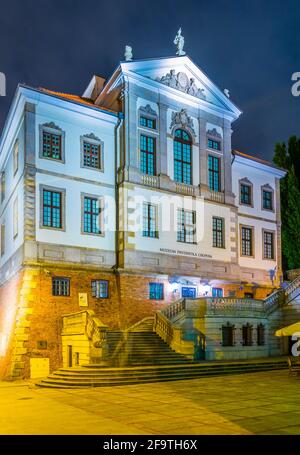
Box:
[115,350,179,353]
[59,361,286,374]
[51,363,284,378]
[105,329,192,368]
[37,361,287,388]
[127,352,186,355]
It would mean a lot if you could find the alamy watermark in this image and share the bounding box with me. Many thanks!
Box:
[291,72,300,96]
[0,72,5,96]
[291,332,300,356]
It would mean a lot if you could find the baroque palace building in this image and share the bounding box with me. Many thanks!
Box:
[0,45,296,380]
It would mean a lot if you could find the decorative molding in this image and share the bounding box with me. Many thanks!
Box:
[239,177,254,207]
[261,183,275,213]
[170,108,196,137]
[261,183,273,191]
[39,123,65,163]
[42,121,62,131]
[80,134,104,172]
[39,184,66,232]
[207,128,222,139]
[239,177,252,185]
[80,192,105,237]
[82,132,101,142]
[156,70,206,100]
[139,104,157,117]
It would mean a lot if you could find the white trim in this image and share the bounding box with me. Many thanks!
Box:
[233,153,286,178]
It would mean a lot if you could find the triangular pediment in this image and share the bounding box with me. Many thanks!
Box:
[119,56,241,119]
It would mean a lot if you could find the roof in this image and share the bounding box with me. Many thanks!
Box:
[37,87,118,116]
[100,55,242,121]
[232,149,287,173]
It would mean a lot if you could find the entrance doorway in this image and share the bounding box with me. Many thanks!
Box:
[68,345,73,367]
[182,287,196,298]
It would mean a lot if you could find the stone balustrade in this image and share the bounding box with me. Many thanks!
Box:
[205,298,265,315]
[175,182,195,196]
[285,274,300,297]
[161,298,186,320]
[208,190,225,203]
[154,311,194,358]
[141,174,159,188]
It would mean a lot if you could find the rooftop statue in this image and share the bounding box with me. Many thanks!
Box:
[174,28,186,56]
[224,88,230,98]
[124,45,133,62]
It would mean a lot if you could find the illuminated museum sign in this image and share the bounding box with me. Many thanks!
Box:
[160,247,212,259]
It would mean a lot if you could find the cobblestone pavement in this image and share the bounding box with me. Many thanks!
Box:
[0,370,300,435]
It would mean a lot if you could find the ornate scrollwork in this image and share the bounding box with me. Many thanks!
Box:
[83,132,101,142]
[140,104,157,117]
[207,128,222,139]
[156,70,206,100]
[170,108,196,137]
[43,121,62,131]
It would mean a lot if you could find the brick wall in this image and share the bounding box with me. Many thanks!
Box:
[0,266,171,378]
[0,264,276,379]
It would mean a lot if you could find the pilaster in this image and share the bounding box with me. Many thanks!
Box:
[223,119,235,204]
[158,102,168,177]
[198,114,207,189]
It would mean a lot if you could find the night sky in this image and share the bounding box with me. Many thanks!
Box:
[0,0,300,161]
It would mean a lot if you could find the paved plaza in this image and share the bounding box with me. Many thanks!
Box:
[1,370,300,435]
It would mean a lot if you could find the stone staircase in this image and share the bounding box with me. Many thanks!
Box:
[37,357,287,388]
[38,316,193,387]
[104,316,192,367]
[107,331,192,367]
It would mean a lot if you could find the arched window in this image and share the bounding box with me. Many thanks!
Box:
[173,129,192,185]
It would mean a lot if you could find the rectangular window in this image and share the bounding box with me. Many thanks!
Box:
[240,184,252,205]
[140,135,155,175]
[182,287,196,298]
[242,324,253,346]
[222,324,234,347]
[42,131,62,160]
[263,231,274,259]
[177,209,196,244]
[91,280,108,299]
[1,171,5,203]
[13,140,19,175]
[262,190,273,210]
[83,196,101,234]
[257,324,265,346]
[212,288,223,297]
[1,224,5,257]
[207,138,220,151]
[143,203,158,238]
[213,217,224,248]
[149,282,164,300]
[241,226,253,256]
[13,197,18,238]
[42,189,62,229]
[83,141,101,169]
[140,116,156,129]
[52,277,70,296]
[208,155,220,191]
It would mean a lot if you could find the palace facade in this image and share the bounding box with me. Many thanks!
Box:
[0,54,291,378]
